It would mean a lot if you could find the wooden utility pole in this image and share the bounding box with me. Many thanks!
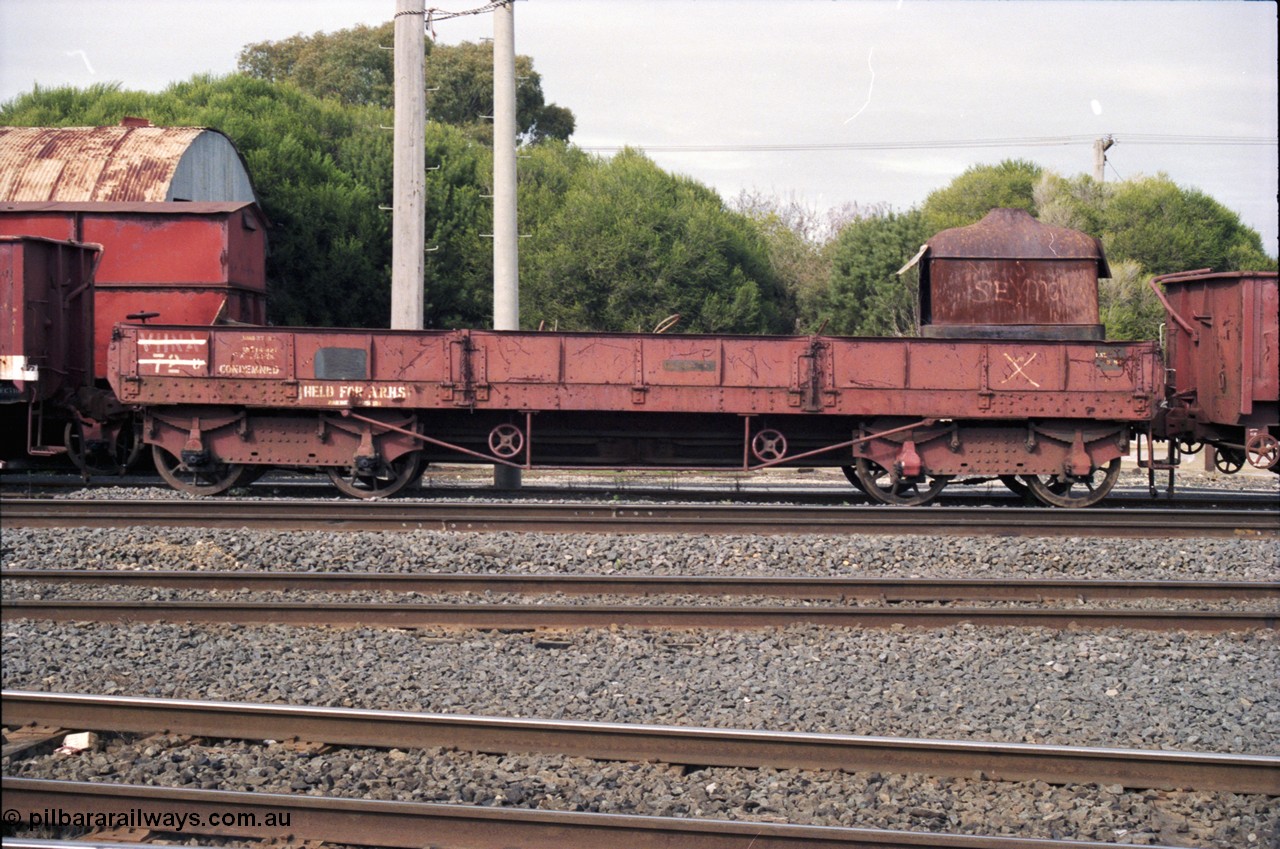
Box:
[391,0,426,330]
[1093,135,1114,183]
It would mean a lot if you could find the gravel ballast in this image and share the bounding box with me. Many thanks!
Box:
[4,620,1276,755]
[2,526,1276,580]
[4,523,1276,847]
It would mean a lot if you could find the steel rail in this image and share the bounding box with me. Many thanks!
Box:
[0,778,1186,849]
[3,599,1274,631]
[2,497,1276,537]
[3,475,1276,512]
[6,569,1277,602]
[4,691,1274,794]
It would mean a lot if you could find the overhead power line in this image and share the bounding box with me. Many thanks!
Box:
[578,133,1277,154]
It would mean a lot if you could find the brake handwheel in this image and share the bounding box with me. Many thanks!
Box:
[488,423,525,458]
[1245,431,1279,470]
[751,429,787,462]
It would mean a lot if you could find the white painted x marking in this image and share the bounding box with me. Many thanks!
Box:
[1001,352,1041,388]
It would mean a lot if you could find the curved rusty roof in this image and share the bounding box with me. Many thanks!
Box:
[0,125,235,202]
[928,208,1108,272]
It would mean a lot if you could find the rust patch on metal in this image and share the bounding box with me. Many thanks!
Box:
[0,125,204,202]
[920,208,1108,334]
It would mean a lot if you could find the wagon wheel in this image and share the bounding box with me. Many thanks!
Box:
[1023,458,1122,508]
[751,429,787,463]
[325,453,421,499]
[854,457,950,506]
[999,475,1031,498]
[152,444,247,496]
[840,466,867,493]
[65,420,137,476]
[1213,447,1245,474]
[488,423,525,458]
[1245,432,1279,470]
[1176,438,1203,456]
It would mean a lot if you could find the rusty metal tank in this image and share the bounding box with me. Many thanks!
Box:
[917,208,1108,340]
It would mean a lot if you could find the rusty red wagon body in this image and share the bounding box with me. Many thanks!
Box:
[0,235,114,464]
[109,322,1160,504]
[90,205,1267,506]
[1151,269,1279,472]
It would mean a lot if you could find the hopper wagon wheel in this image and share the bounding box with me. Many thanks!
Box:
[326,453,421,499]
[151,444,248,496]
[1213,447,1245,475]
[1177,438,1203,456]
[65,420,136,477]
[853,457,950,506]
[1023,458,1122,508]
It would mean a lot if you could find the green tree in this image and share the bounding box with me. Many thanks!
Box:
[238,23,395,107]
[731,191,844,333]
[238,26,574,143]
[823,208,930,336]
[1097,259,1166,341]
[1033,171,1109,235]
[1100,174,1274,275]
[520,149,790,333]
[1033,170,1275,336]
[921,159,1043,233]
[424,41,574,144]
[422,122,494,328]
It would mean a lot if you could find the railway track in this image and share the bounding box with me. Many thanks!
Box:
[3,598,1274,631]
[7,568,1277,602]
[3,470,1276,510]
[0,778,1198,849]
[5,690,1273,849]
[5,691,1275,794]
[2,497,1277,537]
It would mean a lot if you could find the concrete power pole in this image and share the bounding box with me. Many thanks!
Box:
[1093,135,1114,183]
[492,0,521,488]
[391,0,426,330]
[493,1,519,331]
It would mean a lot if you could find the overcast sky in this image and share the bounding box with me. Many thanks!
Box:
[2,0,1276,254]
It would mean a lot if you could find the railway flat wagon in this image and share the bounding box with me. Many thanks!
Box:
[104,208,1164,506]
[109,324,1160,506]
[1152,269,1279,473]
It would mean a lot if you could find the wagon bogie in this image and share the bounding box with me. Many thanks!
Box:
[853,419,1128,482]
[142,406,428,497]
